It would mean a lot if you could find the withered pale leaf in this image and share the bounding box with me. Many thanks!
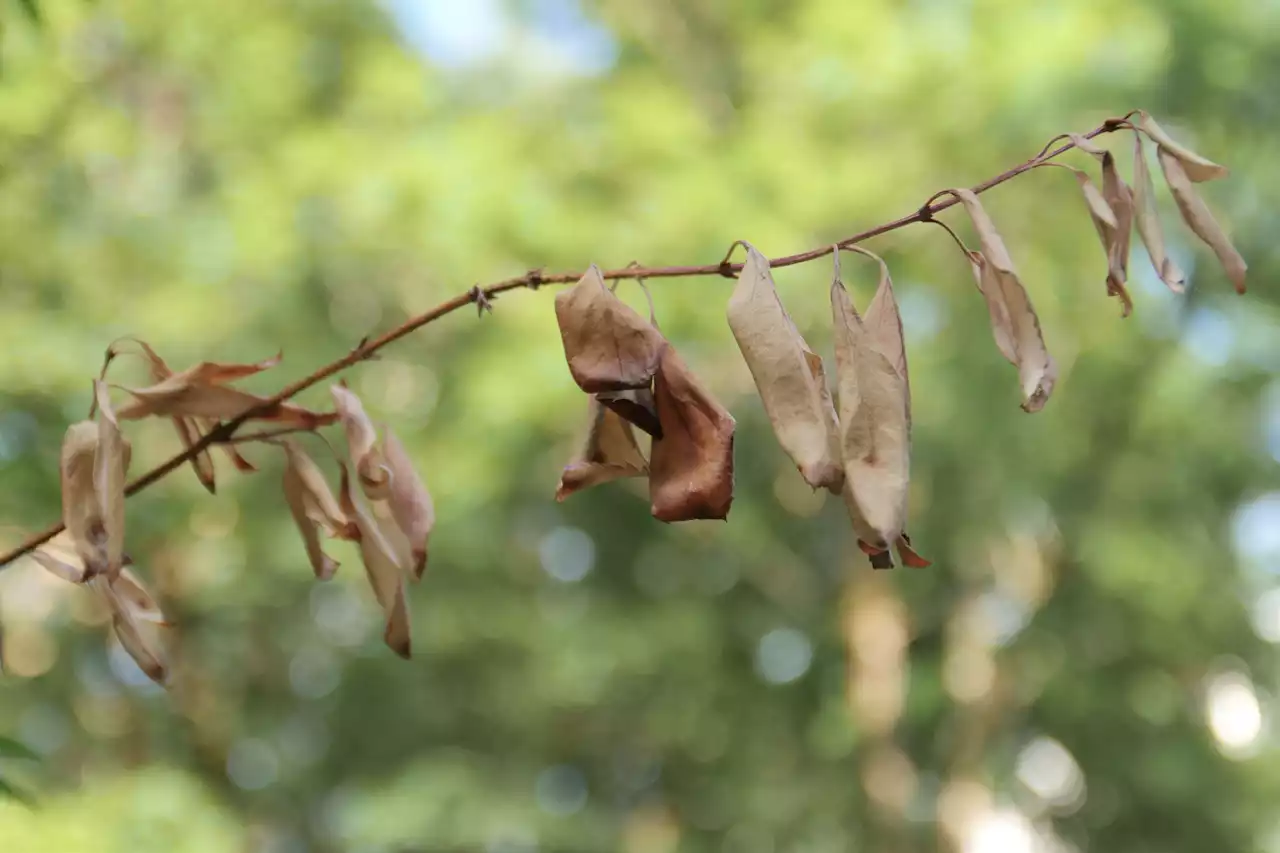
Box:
[383,427,434,580]
[859,249,912,421]
[94,381,129,579]
[112,567,169,624]
[649,346,736,522]
[556,396,648,502]
[954,189,1057,412]
[31,533,134,585]
[331,384,390,499]
[281,440,350,538]
[555,264,667,393]
[93,575,168,684]
[1157,146,1248,294]
[1068,133,1137,305]
[31,533,89,583]
[282,443,341,581]
[830,272,910,552]
[174,415,217,493]
[60,421,105,577]
[1137,111,1229,183]
[117,383,336,428]
[1130,133,1187,293]
[726,243,843,493]
[340,466,412,658]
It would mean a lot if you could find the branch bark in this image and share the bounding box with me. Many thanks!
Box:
[0,118,1127,569]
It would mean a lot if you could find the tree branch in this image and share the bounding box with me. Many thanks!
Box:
[0,118,1125,569]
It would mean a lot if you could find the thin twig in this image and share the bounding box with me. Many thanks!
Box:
[0,118,1127,569]
[217,426,317,446]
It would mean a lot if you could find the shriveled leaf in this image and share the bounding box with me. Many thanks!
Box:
[1063,150,1133,315]
[127,342,282,392]
[859,250,912,419]
[554,264,667,393]
[93,576,168,685]
[383,427,434,580]
[172,416,217,493]
[726,243,843,493]
[954,189,1057,412]
[339,466,412,658]
[59,421,105,577]
[596,388,662,439]
[31,533,133,585]
[1131,133,1187,293]
[118,383,336,428]
[557,396,649,501]
[1137,111,1229,183]
[283,456,340,581]
[649,346,736,522]
[331,384,390,499]
[94,381,129,579]
[112,568,169,624]
[281,440,350,539]
[830,273,911,553]
[1157,146,1248,294]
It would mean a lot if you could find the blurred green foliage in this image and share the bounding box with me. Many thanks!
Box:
[0,0,1278,851]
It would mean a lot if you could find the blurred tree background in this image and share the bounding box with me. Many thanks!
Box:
[1,0,1278,851]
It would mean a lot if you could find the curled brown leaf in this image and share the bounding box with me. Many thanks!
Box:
[649,346,736,522]
[557,396,649,502]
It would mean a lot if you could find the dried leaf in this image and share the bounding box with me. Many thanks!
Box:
[60,421,105,577]
[94,381,129,579]
[31,533,134,585]
[1065,151,1133,315]
[596,387,662,438]
[726,243,843,493]
[555,264,667,393]
[1157,146,1248,294]
[282,441,344,581]
[830,267,911,554]
[954,190,1057,412]
[117,383,336,428]
[331,384,390,499]
[1130,133,1187,293]
[92,575,168,684]
[125,340,270,486]
[556,396,649,501]
[340,466,412,658]
[649,346,736,522]
[112,568,169,624]
[1137,111,1228,183]
[383,427,434,579]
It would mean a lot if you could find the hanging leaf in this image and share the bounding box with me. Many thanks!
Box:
[92,575,168,684]
[649,346,736,522]
[383,427,434,579]
[281,440,347,581]
[554,264,667,393]
[726,242,843,493]
[1068,135,1140,310]
[954,189,1057,412]
[1128,133,1188,293]
[556,396,649,501]
[1136,111,1229,183]
[331,384,391,499]
[94,381,129,580]
[1157,146,1248,294]
[339,467,412,658]
[830,254,925,569]
[59,421,106,578]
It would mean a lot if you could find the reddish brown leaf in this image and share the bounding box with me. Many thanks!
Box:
[649,346,736,522]
[556,396,648,502]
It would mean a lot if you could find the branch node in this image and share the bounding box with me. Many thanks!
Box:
[524,268,545,290]
[471,285,495,316]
